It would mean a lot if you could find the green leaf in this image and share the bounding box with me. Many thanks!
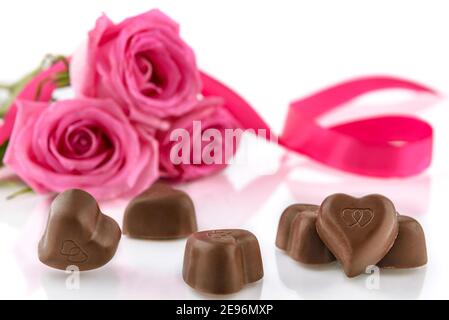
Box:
[0,140,8,166]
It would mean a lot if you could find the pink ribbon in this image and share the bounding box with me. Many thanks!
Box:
[201,73,436,177]
[0,61,437,178]
[0,61,66,145]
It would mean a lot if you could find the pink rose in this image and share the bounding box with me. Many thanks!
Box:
[158,98,240,181]
[70,9,202,132]
[4,98,158,199]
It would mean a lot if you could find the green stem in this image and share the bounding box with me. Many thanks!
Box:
[6,186,33,200]
[0,83,13,90]
[0,140,8,166]
[0,66,43,117]
[0,54,70,117]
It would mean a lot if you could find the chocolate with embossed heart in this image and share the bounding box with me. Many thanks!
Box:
[38,189,121,271]
[316,193,399,277]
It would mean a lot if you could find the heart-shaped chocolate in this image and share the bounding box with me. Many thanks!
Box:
[123,183,197,239]
[378,215,427,269]
[183,229,264,294]
[316,193,398,277]
[276,204,335,264]
[38,189,121,271]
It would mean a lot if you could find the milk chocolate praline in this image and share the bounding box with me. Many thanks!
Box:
[316,193,398,277]
[276,204,335,264]
[123,183,197,239]
[378,215,427,269]
[38,189,121,271]
[183,229,263,294]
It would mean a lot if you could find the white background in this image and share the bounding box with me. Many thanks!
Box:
[1,0,449,299]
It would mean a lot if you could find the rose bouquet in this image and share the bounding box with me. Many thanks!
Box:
[0,9,240,199]
[0,8,437,200]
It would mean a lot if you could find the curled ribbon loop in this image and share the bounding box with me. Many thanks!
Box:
[200,72,436,177]
[0,63,437,178]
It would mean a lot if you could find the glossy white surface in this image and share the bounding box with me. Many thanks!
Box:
[1,0,449,299]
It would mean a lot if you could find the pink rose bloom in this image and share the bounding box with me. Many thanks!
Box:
[4,98,158,199]
[70,9,202,132]
[158,98,241,181]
